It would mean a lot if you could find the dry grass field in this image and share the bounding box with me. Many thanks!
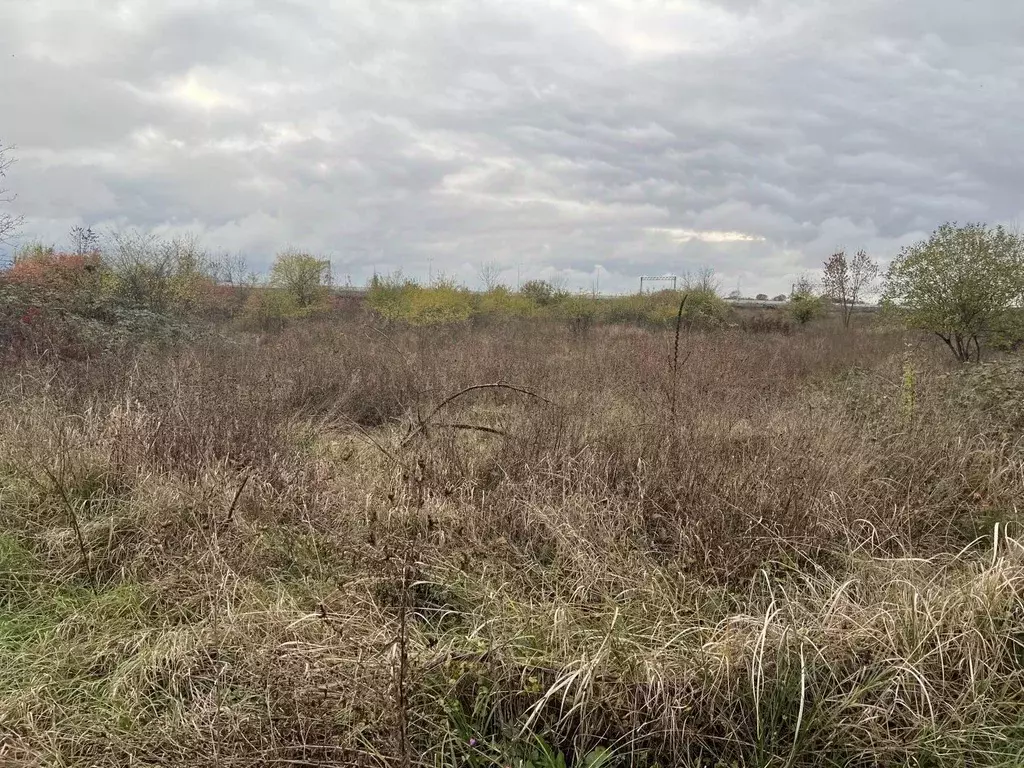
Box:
[2,312,1023,767]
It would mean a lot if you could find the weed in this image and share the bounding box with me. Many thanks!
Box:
[0,309,1021,767]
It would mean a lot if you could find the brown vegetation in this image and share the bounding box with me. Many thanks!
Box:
[2,303,1024,767]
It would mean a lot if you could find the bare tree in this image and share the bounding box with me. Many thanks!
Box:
[0,142,24,245]
[822,249,879,328]
[209,252,251,285]
[69,225,100,255]
[792,274,818,298]
[476,261,503,291]
[683,267,719,295]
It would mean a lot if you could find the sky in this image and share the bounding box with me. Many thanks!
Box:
[1,0,1022,295]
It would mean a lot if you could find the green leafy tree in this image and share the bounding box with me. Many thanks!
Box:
[822,249,878,328]
[270,251,332,308]
[882,222,1024,362]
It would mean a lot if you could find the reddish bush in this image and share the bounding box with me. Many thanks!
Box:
[5,250,103,295]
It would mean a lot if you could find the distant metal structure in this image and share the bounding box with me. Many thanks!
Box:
[639,274,678,293]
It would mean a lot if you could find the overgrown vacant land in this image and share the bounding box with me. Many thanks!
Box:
[3,312,1024,767]
[3,236,1024,766]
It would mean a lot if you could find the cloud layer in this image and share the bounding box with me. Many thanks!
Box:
[3,0,1022,293]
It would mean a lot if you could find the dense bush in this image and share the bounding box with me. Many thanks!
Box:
[0,236,242,359]
[787,292,826,325]
[0,278,195,361]
[366,274,736,329]
[518,278,567,306]
[475,285,538,318]
[6,247,104,301]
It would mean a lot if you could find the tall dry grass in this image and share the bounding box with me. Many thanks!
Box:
[0,317,1022,767]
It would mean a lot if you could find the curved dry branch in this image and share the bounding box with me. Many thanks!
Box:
[402,383,554,447]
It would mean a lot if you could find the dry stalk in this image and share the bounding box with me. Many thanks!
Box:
[670,293,691,420]
[402,382,553,447]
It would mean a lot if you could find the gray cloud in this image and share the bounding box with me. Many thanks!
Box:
[2,0,1022,294]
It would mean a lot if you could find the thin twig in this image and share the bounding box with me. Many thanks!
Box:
[223,473,251,525]
[41,464,97,590]
[394,544,413,768]
[670,294,690,420]
[343,419,403,467]
[402,383,553,447]
[432,422,508,437]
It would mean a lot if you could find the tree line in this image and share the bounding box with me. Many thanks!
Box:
[3,140,1024,361]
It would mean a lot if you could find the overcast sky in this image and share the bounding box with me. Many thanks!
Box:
[2,0,1022,294]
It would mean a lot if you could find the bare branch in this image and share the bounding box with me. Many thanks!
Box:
[476,261,504,290]
[402,383,554,447]
[0,141,24,244]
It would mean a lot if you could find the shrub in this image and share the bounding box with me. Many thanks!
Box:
[401,281,474,325]
[366,278,733,329]
[366,274,475,325]
[238,288,303,332]
[0,279,193,361]
[988,308,1024,352]
[475,286,537,318]
[105,231,217,316]
[681,287,732,326]
[6,249,104,311]
[787,293,825,325]
[366,272,420,321]
[519,279,567,307]
[787,277,826,326]
[555,294,597,335]
[597,293,674,326]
